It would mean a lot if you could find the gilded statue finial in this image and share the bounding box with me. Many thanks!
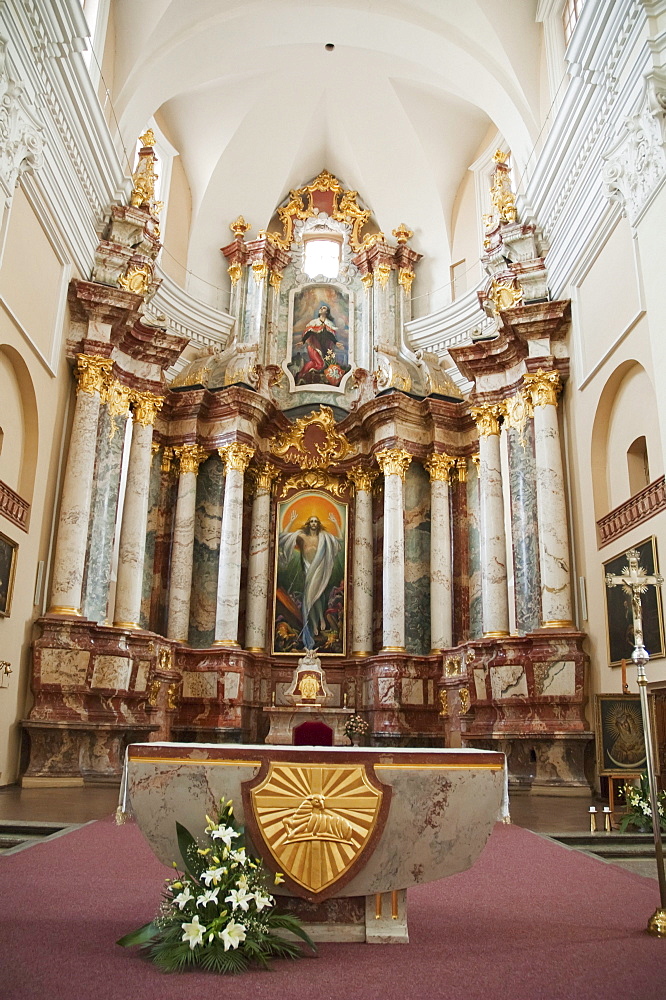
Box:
[392,223,413,245]
[230,216,251,239]
[488,150,517,226]
[130,131,158,211]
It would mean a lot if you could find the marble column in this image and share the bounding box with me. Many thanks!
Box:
[376,448,412,652]
[471,404,509,637]
[214,443,255,647]
[166,444,208,642]
[424,454,455,653]
[48,354,113,615]
[503,391,541,633]
[113,392,164,628]
[245,461,278,653]
[81,383,131,622]
[523,369,573,627]
[349,466,378,656]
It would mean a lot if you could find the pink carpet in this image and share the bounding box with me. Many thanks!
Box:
[1,816,664,999]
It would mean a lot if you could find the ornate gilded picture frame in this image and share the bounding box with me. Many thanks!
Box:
[603,536,664,667]
[0,531,18,618]
[273,490,347,656]
[595,693,658,776]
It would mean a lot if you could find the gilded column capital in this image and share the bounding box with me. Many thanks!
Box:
[523,369,561,408]
[227,262,243,286]
[348,466,378,492]
[219,442,255,474]
[151,440,161,457]
[75,354,114,396]
[161,446,175,473]
[252,261,268,284]
[175,443,208,476]
[376,448,412,480]
[470,453,480,469]
[471,403,502,437]
[104,380,132,417]
[397,268,415,294]
[375,263,392,288]
[455,457,468,483]
[253,459,280,492]
[424,453,456,483]
[361,272,374,290]
[269,270,283,291]
[132,391,164,426]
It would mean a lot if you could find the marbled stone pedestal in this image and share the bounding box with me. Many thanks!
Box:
[264,706,355,745]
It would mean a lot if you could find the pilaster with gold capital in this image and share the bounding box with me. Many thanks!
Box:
[376,449,411,651]
[523,369,572,626]
[48,357,114,615]
[476,412,510,637]
[427,454,454,651]
[166,445,207,641]
[214,444,254,647]
[132,391,164,427]
[351,467,377,655]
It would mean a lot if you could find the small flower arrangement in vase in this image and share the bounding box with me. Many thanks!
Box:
[117,797,315,973]
[344,713,370,746]
[620,773,666,833]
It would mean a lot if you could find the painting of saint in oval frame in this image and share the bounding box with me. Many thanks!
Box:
[273,490,347,656]
[285,284,353,393]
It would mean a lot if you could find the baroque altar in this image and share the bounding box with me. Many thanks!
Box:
[24,159,591,793]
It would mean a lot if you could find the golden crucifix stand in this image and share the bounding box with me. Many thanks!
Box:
[606,548,666,936]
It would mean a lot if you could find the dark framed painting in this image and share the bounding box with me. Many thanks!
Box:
[0,531,18,618]
[287,283,352,391]
[603,537,664,666]
[595,693,657,776]
[272,490,347,656]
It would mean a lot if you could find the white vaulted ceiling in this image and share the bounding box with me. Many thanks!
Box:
[110,0,542,302]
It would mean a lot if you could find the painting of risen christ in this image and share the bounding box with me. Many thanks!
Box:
[273,491,347,656]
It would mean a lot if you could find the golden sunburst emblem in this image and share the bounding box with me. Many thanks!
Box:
[245,763,386,898]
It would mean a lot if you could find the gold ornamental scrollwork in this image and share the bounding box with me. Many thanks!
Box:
[105,381,132,417]
[166,682,180,712]
[147,677,161,707]
[227,262,243,286]
[280,470,347,498]
[161,446,175,474]
[424,454,456,484]
[269,270,283,291]
[347,466,378,493]
[174,443,208,476]
[361,272,374,290]
[75,354,114,397]
[219,442,255,474]
[375,448,412,480]
[523,369,561,408]
[471,404,502,437]
[438,690,449,718]
[502,390,533,448]
[270,406,352,470]
[488,278,523,315]
[445,656,462,677]
[458,688,471,715]
[118,262,153,295]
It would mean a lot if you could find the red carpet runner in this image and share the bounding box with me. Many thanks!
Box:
[1,816,664,999]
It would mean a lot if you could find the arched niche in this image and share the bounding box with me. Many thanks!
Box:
[0,344,39,505]
[590,360,662,519]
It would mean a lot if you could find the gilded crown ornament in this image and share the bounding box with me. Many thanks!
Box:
[375,448,412,480]
[392,223,413,245]
[230,215,251,239]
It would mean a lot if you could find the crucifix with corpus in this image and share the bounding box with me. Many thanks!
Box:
[605,547,666,935]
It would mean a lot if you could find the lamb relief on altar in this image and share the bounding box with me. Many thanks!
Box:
[274,490,348,656]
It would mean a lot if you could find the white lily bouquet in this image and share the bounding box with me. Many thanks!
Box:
[117,797,316,973]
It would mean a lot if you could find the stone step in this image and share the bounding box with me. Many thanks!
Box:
[0,820,73,855]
